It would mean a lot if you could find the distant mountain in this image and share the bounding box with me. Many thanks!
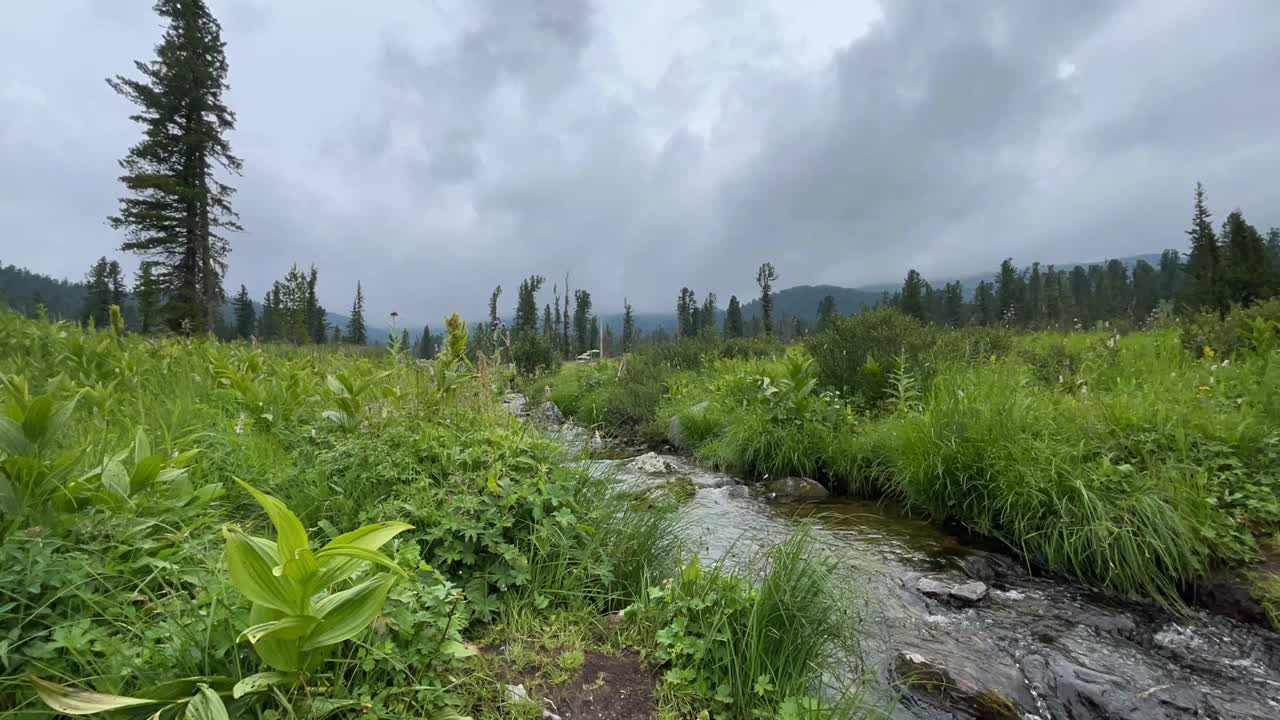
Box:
[219,300,391,343]
[0,262,85,320]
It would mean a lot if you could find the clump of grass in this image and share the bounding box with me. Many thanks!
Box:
[628,526,868,719]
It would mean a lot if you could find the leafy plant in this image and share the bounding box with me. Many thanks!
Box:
[321,369,389,432]
[223,479,411,676]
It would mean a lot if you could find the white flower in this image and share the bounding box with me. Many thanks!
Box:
[1210,364,1218,371]
[234,414,246,434]
[1080,385,1089,396]
[1058,375,1064,384]
[957,388,965,398]
[1222,359,1230,367]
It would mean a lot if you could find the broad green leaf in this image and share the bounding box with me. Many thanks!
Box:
[302,574,396,651]
[236,479,309,564]
[102,460,131,501]
[314,544,406,577]
[279,547,319,581]
[134,429,151,466]
[224,527,296,613]
[314,521,413,587]
[324,375,346,396]
[130,456,164,494]
[136,677,235,702]
[237,615,318,645]
[30,676,160,715]
[0,417,31,457]
[232,672,297,699]
[247,604,301,672]
[20,397,53,444]
[156,466,190,484]
[183,684,229,720]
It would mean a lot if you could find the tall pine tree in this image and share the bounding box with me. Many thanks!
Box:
[572,289,592,356]
[725,295,744,337]
[1221,209,1272,306]
[134,261,163,334]
[1184,182,1225,316]
[755,262,777,336]
[347,282,367,344]
[232,283,255,339]
[900,269,927,322]
[108,0,242,333]
[622,300,636,352]
[816,295,837,331]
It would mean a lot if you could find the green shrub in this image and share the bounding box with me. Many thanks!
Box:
[1179,298,1280,357]
[804,307,940,407]
[627,527,863,719]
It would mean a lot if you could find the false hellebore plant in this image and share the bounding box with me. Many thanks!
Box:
[31,480,412,716]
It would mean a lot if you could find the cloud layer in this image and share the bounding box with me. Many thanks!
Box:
[2,0,1277,323]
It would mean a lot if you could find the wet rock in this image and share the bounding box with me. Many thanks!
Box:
[893,648,1028,720]
[630,452,676,475]
[1022,650,1215,720]
[501,393,528,416]
[667,401,708,448]
[916,576,989,606]
[723,485,750,499]
[1183,568,1270,627]
[766,476,828,499]
[957,554,996,583]
[531,401,564,427]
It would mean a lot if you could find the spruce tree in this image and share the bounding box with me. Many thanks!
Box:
[513,276,543,333]
[232,283,255,339]
[331,325,342,344]
[755,262,777,336]
[1103,259,1131,320]
[1026,262,1043,326]
[995,259,1023,324]
[816,295,837,331]
[542,304,553,338]
[1184,182,1225,315]
[552,284,562,342]
[400,328,410,350]
[562,276,571,359]
[589,316,600,355]
[346,282,367,344]
[1158,249,1184,303]
[942,282,965,327]
[622,300,636,352]
[417,324,433,358]
[305,265,326,343]
[134,261,163,334]
[900,269,927,322]
[572,289,592,356]
[1132,260,1159,323]
[82,257,114,328]
[700,292,718,335]
[1069,266,1091,325]
[676,288,694,337]
[973,281,997,326]
[725,295,744,337]
[1221,209,1271,306]
[108,0,241,333]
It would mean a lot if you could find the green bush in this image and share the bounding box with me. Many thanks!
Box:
[511,331,559,376]
[804,307,940,407]
[627,527,863,719]
[1179,298,1280,357]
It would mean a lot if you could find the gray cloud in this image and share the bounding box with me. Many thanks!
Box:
[2,0,1277,325]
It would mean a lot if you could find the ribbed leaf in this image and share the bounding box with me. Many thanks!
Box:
[133,429,151,466]
[302,574,396,651]
[0,417,31,457]
[236,479,309,565]
[224,528,295,613]
[232,672,297,699]
[313,522,412,588]
[102,460,131,501]
[247,604,301,672]
[314,545,406,577]
[30,676,159,715]
[46,391,81,440]
[183,684,228,720]
[324,375,346,396]
[237,614,317,645]
[130,455,164,494]
[20,397,53,444]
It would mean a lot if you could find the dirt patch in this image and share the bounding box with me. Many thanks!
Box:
[1183,544,1280,628]
[541,650,657,720]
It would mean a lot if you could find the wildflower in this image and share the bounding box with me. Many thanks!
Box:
[1203,345,1215,359]
[1222,359,1230,367]
[390,311,399,318]
[1080,385,1089,396]
[957,388,965,398]
[1210,364,1218,372]
[1058,375,1064,384]
[234,414,246,434]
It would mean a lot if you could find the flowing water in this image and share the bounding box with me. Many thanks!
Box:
[514,398,1280,719]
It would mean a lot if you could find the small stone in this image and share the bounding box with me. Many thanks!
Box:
[950,581,989,605]
[765,476,828,499]
[630,452,675,474]
[506,684,529,702]
[916,577,951,599]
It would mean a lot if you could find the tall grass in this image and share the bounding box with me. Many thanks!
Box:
[629,526,869,719]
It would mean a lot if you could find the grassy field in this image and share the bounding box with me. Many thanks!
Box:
[0,309,866,719]
[540,308,1280,614]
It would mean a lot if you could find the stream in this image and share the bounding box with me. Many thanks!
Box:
[512,397,1280,719]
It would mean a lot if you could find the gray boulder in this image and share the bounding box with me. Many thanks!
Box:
[893,648,1027,720]
[765,476,828,500]
[916,576,989,605]
[630,451,676,475]
[531,401,564,427]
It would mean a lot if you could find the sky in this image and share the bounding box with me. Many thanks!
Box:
[2,0,1278,324]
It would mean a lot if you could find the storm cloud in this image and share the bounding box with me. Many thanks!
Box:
[2,0,1277,323]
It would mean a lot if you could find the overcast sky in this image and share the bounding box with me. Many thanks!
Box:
[2,0,1277,323]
